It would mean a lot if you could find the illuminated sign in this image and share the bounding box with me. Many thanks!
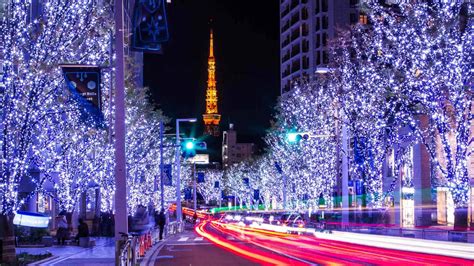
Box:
[186,154,209,164]
[13,211,50,228]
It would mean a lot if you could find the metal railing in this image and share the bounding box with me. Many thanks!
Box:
[119,233,138,266]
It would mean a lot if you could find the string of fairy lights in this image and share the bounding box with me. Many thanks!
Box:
[0,2,471,218]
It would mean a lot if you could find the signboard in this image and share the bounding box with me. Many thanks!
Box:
[13,211,50,228]
[163,164,172,186]
[187,154,209,164]
[197,172,205,183]
[132,0,169,52]
[214,181,220,189]
[62,65,102,124]
[243,178,249,187]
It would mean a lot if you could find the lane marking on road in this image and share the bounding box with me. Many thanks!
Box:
[166,243,213,246]
[227,236,236,240]
[156,255,174,259]
[177,237,189,242]
[194,237,204,241]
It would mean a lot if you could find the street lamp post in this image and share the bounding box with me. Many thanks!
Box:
[114,0,127,242]
[175,118,196,224]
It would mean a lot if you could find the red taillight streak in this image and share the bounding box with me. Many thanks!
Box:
[212,221,474,266]
[195,220,307,266]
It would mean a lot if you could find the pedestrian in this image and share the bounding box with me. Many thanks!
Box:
[75,218,89,242]
[157,209,166,240]
[56,213,68,245]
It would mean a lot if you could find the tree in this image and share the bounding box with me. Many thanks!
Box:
[265,80,339,210]
[0,0,112,262]
[365,1,473,228]
[196,169,223,205]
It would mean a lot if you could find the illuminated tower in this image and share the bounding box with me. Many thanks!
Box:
[203,28,221,136]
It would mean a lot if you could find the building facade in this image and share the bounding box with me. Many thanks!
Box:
[280,0,363,94]
[222,124,255,168]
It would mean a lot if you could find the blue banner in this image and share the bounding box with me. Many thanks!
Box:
[197,172,205,183]
[253,189,260,201]
[184,187,192,200]
[162,164,172,186]
[356,180,364,195]
[62,65,103,126]
[132,0,169,52]
[242,178,249,187]
[274,161,283,174]
[214,181,220,189]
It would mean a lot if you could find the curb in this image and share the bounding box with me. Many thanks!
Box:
[140,241,166,266]
[27,255,59,266]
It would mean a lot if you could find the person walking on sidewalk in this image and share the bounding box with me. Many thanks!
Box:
[56,213,68,245]
[157,209,166,241]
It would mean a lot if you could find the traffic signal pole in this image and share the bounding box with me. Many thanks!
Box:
[193,163,197,212]
[175,119,183,223]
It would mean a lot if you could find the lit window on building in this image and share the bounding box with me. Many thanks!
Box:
[359,14,368,25]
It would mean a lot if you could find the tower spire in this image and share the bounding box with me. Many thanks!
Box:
[203,26,221,136]
[209,29,214,58]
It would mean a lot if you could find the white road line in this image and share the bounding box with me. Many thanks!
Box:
[227,236,236,240]
[177,237,189,242]
[194,237,203,241]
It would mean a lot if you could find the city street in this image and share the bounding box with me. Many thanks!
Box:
[143,218,474,266]
[147,225,258,266]
[1,0,473,265]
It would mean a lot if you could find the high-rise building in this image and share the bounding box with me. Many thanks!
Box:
[280,0,363,94]
[203,28,221,136]
[222,124,255,168]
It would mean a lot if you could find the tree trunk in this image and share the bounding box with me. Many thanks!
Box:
[0,214,16,263]
[453,207,468,231]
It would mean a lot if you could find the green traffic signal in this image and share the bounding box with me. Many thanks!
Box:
[286,132,309,143]
[287,133,299,143]
[185,140,195,150]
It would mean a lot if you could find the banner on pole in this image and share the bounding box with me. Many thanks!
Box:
[184,187,192,200]
[243,178,249,187]
[214,181,220,189]
[162,164,172,186]
[253,189,260,201]
[62,65,102,125]
[132,0,169,52]
[197,172,205,183]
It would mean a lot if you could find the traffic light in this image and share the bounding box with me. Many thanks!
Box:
[181,139,196,158]
[287,132,309,143]
[180,139,207,158]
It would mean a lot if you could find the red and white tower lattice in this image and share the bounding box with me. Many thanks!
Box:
[202,28,221,136]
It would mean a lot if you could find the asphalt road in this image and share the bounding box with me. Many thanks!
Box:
[152,226,258,266]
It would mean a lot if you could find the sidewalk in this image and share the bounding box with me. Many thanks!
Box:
[19,237,115,266]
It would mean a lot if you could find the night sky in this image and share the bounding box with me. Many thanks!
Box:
[143,0,280,158]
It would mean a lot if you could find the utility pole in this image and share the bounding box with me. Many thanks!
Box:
[193,163,197,211]
[175,118,197,224]
[159,121,165,209]
[114,0,128,263]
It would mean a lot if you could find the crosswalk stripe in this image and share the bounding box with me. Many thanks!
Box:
[177,237,189,242]
[194,237,203,241]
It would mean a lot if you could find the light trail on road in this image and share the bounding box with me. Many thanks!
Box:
[195,220,308,265]
[196,220,474,265]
